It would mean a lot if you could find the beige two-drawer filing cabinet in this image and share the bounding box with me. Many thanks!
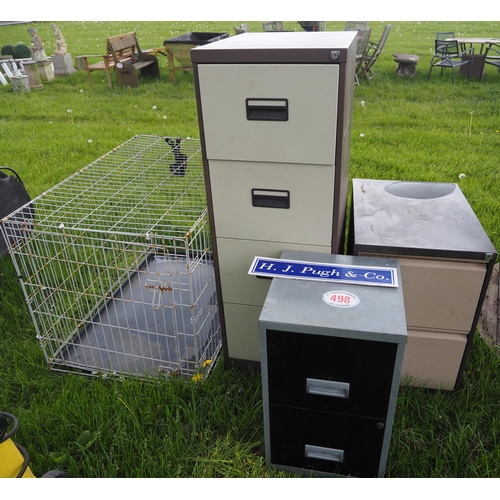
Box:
[349,179,497,390]
[191,32,357,367]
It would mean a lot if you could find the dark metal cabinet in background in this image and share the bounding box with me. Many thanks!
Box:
[191,32,357,367]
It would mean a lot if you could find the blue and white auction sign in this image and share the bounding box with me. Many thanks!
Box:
[248,256,399,288]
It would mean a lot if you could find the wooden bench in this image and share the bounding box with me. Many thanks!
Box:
[81,32,159,88]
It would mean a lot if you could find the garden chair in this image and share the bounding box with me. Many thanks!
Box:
[436,31,466,51]
[234,23,250,35]
[1,61,22,82]
[12,61,27,76]
[0,70,7,86]
[356,24,392,80]
[262,21,285,32]
[345,21,368,29]
[436,31,455,40]
[1,61,15,80]
[485,45,500,74]
[436,32,469,52]
[427,39,474,84]
[346,27,372,84]
[2,60,28,81]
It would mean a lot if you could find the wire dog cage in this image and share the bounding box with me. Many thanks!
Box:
[1,134,221,379]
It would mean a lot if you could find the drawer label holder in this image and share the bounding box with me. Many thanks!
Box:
[248,256,399,287]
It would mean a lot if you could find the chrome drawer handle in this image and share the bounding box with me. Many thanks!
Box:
[306,378,350,399]
[305,444,344,463]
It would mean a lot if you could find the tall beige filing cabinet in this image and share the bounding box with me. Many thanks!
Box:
[191,32,357,367]
[349,179,497,390]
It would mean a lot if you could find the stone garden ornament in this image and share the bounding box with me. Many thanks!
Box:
[52,24,67,55]
[28,27,48,61]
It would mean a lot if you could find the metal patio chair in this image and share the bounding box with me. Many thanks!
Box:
[357,24,392,80]
[436,32,469,52]
[427,39,474,84]
[345,21,368,29]
[485,45,500,74]
[436,31,467,51]
[436,31,455,40]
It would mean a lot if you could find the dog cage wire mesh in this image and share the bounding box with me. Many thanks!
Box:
[1,134,221,379]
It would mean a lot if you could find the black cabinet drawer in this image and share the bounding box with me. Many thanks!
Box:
[266,329,397,418]
[269,404,386,478]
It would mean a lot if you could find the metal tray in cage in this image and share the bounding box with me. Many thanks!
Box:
[61,253,218,377]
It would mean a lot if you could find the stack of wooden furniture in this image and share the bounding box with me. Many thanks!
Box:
[81,32,159,88]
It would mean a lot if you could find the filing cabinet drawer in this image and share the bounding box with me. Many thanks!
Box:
[217,238,330,307]
[267,329,397,418]
[209,159,335,245]
[357,255,485,334]
[401,329,467,390]
[223,303,262,361]
[198,63,339,165]
[269,404,386,478]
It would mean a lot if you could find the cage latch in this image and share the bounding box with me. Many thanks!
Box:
[145,279,172,310]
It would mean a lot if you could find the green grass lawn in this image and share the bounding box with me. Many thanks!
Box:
[1,20,500,479]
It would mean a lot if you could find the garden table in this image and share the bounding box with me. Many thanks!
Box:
[446,37,500,79]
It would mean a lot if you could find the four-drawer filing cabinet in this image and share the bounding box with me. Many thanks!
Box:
[191,32,357,367]
[349,179,497,390]
[259,250,407,478]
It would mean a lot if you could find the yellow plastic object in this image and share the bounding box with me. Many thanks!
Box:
[0,411,68,478]
[0,437,36,478]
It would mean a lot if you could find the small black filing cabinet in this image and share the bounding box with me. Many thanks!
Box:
[259,250,407,478]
